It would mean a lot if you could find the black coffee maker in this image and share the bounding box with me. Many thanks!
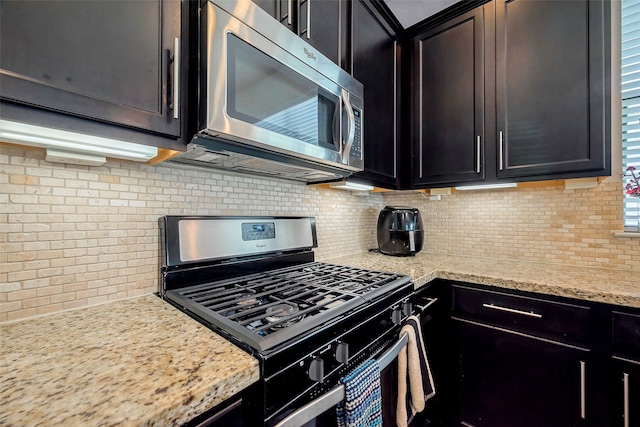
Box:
[376,206,424,256]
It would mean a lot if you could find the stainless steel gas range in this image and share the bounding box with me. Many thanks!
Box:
[159,216,414,427]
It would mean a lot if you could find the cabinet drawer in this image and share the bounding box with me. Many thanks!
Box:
[612,310,640,362]
[452,285,590,347]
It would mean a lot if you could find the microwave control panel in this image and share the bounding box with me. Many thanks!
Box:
[351,109,362,159]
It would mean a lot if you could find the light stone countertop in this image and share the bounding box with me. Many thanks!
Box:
[325,252,640,308]
[0,294,259,427]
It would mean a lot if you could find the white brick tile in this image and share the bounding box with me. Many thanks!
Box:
[3,144,639,322]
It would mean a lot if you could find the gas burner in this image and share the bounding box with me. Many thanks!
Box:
[265,303,302,327]
[338,281,361,291]
[238,297,261,307]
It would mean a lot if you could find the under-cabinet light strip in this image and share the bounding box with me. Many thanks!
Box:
[454,183,517,191]
[0,119,157,161]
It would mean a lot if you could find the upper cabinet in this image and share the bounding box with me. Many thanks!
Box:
[252,0,347,68]
[495,0,610,179]
[409,0,611,189]
[0,0,186,151]
[411,6,485,187]
[349,0,401,188]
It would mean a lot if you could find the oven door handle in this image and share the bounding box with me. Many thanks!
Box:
[273,332,410,427]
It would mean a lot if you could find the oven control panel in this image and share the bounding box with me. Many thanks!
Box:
[241,222,276,241]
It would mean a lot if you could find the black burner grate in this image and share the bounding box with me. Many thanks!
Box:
[165,262,409,351]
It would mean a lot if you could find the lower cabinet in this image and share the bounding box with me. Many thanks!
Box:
[452,281,591,426]
[457,320,588,427]
[611,310,640,427]
[610,359,640,427]
[411,280,457,427]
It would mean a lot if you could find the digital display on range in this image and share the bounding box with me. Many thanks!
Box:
[353,109,360,117]
[241,222,276,241]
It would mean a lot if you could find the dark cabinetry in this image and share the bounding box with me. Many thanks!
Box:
[452,285,590,426]
[349,0,400,188]
[0,0,185,151]
[409,0,610,188]
[251,0,278,18]
[611,360,640,427]
[410,280,456,427]
[458,322,587,427]
[252,0,347,67]
[611,311,640,427]
[495,0,609,179]
[411,7,485,186]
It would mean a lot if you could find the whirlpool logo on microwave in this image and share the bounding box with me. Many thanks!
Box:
[304,47,316,60]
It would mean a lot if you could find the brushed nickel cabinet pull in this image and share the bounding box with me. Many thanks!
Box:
[172,37,180,120]
[476,135,481,173]
[624,372,629,427]
[499,130,504,170]
[287,0,292,24]
[306,0,311,39]
[580,361,586,419]
[482,303,542,318]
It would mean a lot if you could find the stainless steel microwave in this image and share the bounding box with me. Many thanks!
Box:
[173,0,365,182]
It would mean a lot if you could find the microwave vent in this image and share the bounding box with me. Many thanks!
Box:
[168,141,348,183]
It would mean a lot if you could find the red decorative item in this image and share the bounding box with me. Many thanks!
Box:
[625,166,640,197]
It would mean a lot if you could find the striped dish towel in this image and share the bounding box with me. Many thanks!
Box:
[336,359,383,427]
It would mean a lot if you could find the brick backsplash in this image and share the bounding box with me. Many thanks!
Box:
[2,144,639,322]
[383,181,640,271]
[0,145,382,322]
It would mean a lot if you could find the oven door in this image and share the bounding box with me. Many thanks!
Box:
[272,332,409,427]
[202,1,363,170]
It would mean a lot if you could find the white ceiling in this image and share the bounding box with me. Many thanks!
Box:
[384,0,459,28]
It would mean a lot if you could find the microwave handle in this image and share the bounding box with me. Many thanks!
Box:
[333,93,342,159]
[273,332,409,427]
[341,89,355,165]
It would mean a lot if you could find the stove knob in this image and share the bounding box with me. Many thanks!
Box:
[403,301,413,316]
[334,341,349,364]
[392,307,403,325]
[308,356,325,383]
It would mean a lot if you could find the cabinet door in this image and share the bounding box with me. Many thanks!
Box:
[301,0,344,67]
[412,7,485,187]
[611,359,640,427]
[350,0,398,188]
[0,0,181,139]
[495,0,609,179]
[266,0,344,67]
[457,320,588,427]
[252,0,278,19]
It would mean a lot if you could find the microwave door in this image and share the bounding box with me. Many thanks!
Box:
[224,33,344,164]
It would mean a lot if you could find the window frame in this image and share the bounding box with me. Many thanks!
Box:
[621,0,640,232]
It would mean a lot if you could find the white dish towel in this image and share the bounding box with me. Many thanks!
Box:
[396,315,435,427]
